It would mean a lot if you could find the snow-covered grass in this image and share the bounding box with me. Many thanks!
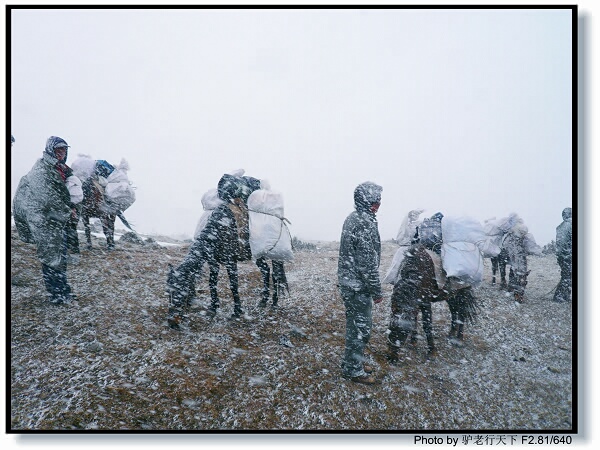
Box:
[10,228,572,431]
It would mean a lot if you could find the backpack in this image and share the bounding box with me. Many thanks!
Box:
[418,217,443,252]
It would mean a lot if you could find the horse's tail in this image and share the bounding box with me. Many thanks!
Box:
[117,211,135,232]
[449,287,480,325]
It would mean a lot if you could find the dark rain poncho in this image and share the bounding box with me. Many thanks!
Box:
[337,183,382,299]
[13,153,72,268]
[556,218,572,260]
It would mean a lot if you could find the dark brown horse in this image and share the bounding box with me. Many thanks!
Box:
[166,175,289,328]
[79,178,133,250]
[387,244,479,360]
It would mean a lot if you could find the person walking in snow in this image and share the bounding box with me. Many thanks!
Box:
[13,136,77,304]
[553,207,572,303]
[337,181,383,385]
[502,222,531,302]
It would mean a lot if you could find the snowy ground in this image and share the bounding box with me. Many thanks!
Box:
[10,227,573,431]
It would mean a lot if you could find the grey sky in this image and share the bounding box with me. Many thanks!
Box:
[10,7,573,244]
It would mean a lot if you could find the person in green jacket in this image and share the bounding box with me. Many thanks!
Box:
[13,136,76,304]
[337,181,383,385]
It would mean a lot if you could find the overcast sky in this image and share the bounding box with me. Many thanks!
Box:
[9,7,573,244]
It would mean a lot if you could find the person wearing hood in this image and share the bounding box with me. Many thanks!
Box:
[13,136,77,304]
[502,221,531,301]
[166,174,244,327]
[337,181,383,385]
[553,207,572,303]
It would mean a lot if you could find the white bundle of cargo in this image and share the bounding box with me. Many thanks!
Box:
[483,213,521,249]
[484,214,542,256]
[70,154,96,181]
[194,189,225,240]
[383,209,425,284]
[523,232,543,255]
[104,159,136,212]
[248,189,293,262]
[65,175,84,204]
[441,216,491,285]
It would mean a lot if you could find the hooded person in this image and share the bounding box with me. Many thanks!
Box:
[166,174,244,327]
[337,181,383,385]
[502,221,531,301]
[13,136,77,304]
[553,207,573,303]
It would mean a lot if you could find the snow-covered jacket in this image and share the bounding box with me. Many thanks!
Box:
[556,218,572,260]
[337,195,382,298]
[13,153,72,268]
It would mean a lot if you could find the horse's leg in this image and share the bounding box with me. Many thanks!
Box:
[508,267,516,292]
[83,213,93,249]
[108,214,116,249]
[256,257,270,307]
[208,263,220,313]
[447,291,465,341]
[454,293,465,341]
[271,260,287,307]
[421,302,435,355]
[499,258,507,288]
[387,295,417,362]
[166,242,205,328]
[513,270,529,303]
[447,299,458,338]
[449,288,478,342]
[101,214,115,249]
[491,256,498,284]
[224,260,242,318]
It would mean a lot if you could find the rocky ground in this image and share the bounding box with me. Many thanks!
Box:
[9,227,573,431]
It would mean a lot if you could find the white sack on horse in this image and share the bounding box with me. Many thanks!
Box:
[395,209,424,245]
[66,175,84,204]
[104,160,135,212]
[441,216,487,284]
[424,248,447,289]
[248,189,293,262]
[523,232,543,256]
[382,246,409,284]
[485,213,521,237]
[444,215,500,258]
[383,209,425,284]
[194,189,225,240]
[441,241,484,284]
[71,154,96,181]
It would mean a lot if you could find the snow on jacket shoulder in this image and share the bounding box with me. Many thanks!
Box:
[337,210,382,298]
